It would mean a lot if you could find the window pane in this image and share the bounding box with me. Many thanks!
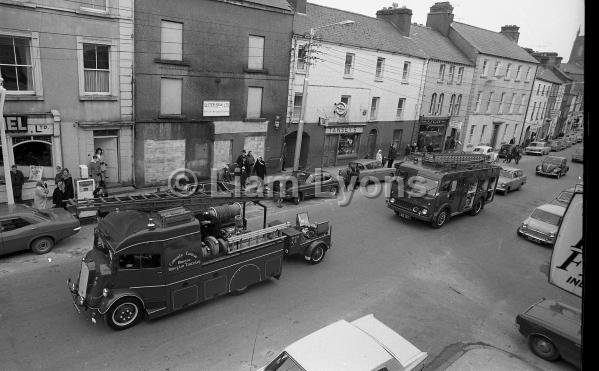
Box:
[96,45,109,69]
[13,37,30,65]
[297,45,306,70]
[247,87,263,118]
[0,65,18,90]
[141,254,161,269]
[160,78,182,115]
[83,44,97,69]
[84,70,108,93]
[161,21,183,61]
[14,141,52,166]
[16,66,33,91]
[292,94,302,120]
[119,254,141,270]
[344,53,353,74]
[0,36,16,64]
[248,36,264,70]
[338,133,359,155]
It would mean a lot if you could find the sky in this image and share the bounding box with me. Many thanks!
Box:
[308,0,585,60]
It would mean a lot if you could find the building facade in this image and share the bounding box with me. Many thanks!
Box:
[283,3,426,170]
[1,0,134,202]
[133,0,294,186]
[523,71,554,141]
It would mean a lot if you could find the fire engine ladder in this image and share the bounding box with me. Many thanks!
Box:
[224,222,292,254]
[418,153,491,169]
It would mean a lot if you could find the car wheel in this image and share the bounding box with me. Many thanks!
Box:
[506,187,511,194]
[469,198,483,216]
[30,237,55,254]
[529,335,560,361]
[308,244,326,265]
[106,297,143,331]
[431,209,448,228]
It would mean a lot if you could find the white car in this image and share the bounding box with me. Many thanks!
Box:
[472,145,498,161]
[524,141,551,155]
[259,314,427,371]
[517,203,566,245]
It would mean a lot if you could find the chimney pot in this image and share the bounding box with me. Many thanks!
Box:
[500,25,520,44]
[426,2,454,36]
[376,6,413,37]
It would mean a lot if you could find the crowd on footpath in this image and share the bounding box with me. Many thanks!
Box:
[9,147,110,210]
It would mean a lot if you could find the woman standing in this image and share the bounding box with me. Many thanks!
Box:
[375,149,383,164]
[33,182,49,209]
[95,147,108,181]
[53,180,67,209]
[62,168,75,200]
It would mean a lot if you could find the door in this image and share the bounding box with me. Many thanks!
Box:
[322,135,338,167]
[439,178,460,213]
[459,177,478,211]
[392,129,403,150]
[366,129,378,158]
[490,124,501,149]
[94,137,119,183]
[0,217,38,255]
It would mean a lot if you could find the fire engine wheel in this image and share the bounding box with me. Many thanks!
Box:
[529,335,560,361]
[30,237,55,254]
[230,286,248,295]
[106,297,143,331]
[308,244,326,265]
[469,199,483,216]
[431,209,448,228]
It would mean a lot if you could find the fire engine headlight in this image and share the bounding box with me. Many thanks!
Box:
[103,288,109,297]
[389,198,395,203]
[536,165,541,171]
[421,208,428,215]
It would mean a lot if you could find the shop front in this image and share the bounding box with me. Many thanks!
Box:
[414,116,450,152]
[321,124,365,167]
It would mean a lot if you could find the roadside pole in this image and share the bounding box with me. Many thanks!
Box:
[0,78,15,205]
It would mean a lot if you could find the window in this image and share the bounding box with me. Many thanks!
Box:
[505,63,512,80]
[296,44,307,70]
[344,53,355,76]
[140,254,161,269]
[509,94,517,113]
[14,141,52,166]
[119,254,141,270]
[0,36,34,92]
[448,94,456,115]
[438,64,446,81]
[499,92,506,113]
[292,93,302,121]
[520,94,527,114]
[530,102,537,120]
[468,125,475,143]
[475,91,482,113]
[160,21,183,61]
[515,65,522,81]
[448,65,455,83]
[481,59,489,76]
[247,87,263,118]
[80,0,106,11]
[503,124,510,141]
[525,67,531,82]
[536,84,541,95]
[514,124,519,138]
[338,133,360,156]
[375,57,385,79]
[493,61,501,77]
[396,98,405,119]
[486,92,494,113]
[457,67,464,84]
[402,61,410,82]
[160,78,182,116]
[454,95,462,116]
[429,93,437,115]
[542,85,546,96]
[0,218,32,232]
[436,93,444,115]
[370,97,379,120]
[82,43,110,93]
[340,95,351,111]
[480,125,487,142]
[248,35,265,70]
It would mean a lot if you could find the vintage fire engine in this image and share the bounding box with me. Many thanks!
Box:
[67,189,332,330]
[387,153,501,228]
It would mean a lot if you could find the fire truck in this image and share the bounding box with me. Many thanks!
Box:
[387,153,501,228]
[67,189,332,330]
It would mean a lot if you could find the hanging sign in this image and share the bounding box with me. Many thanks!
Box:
[29,166,44,182]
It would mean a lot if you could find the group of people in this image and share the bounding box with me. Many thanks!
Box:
[10,165,75,210]
[503,145,523,164]
[234,149,267,189]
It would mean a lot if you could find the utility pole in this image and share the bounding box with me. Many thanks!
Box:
[292,20,354,171]
[0,77,15,205]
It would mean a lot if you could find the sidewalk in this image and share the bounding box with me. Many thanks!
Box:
[424,344,544,371]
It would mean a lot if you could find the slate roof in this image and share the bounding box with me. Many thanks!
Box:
[409,24,473,65]
[247,0,292,11]
[537,68,563,84]
[451,22,538,63]
[560,63,584,75]
[298,3,427,59]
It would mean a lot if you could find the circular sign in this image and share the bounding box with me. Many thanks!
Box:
[334,102,348,116]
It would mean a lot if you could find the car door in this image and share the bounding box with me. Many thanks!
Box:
[0,217,38,255]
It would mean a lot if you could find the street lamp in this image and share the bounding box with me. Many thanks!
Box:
[293,20,355,171]
[0,77,14,204]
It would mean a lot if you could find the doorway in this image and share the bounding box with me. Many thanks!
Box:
[366,129,378,158]
[490,123,501,149]
[284,131,310,170]
[94,135,120,184]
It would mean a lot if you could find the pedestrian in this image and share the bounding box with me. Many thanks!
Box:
[245,151,255,174]
[386,144,396,168]
[411,142,417,153]
[375,149,383,164]
[512,145,521,165]
[55,165,63,185]
[62,168,75,199]
[93,181,109,198]
[253,156,267,188]
[89,155,102,184]
[95,147,108,180]
[236,149,246,169]
[10,165,25,203]
[33,181,49,209]
[53,180,68,209]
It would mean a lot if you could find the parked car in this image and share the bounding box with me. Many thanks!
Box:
[0,204,81,256]
[516,298,581,368]
[524,141,551,155]
[551,184,583,207]
[258,314,427,371]
[272,170,339,204]
[498,144,517,159]
[496,166,526,193]
[472,145,498,161]
[571,147,583,163]
[536,156,569,178]
[548,140,565,152]
[338,159,395,187]
[517,203,566,245]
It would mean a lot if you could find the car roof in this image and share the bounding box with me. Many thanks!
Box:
[523,299,581,341]
[536,203,566,216]
[500,165,521,172]
[0,203,35,217]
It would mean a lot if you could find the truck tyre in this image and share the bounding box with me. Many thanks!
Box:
[529,335,560,361]
[431,209,449,228]
[306,243,327,265]
[30,237,54,254]
[469,198,483,216]
[106,297,143,331]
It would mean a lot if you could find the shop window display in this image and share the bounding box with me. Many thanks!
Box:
[14,142,52,167]
[337,133,360,156]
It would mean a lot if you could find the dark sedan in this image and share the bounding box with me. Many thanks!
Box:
[272,170,339,204]
[1,204,81,256]
[536,156,569,178]
[516,298,581,369]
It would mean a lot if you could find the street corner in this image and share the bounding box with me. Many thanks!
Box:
[423,342,545,371]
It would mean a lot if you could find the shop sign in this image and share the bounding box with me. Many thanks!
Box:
[449,121,463,130]
[325,126,363,135]
[4,116,53,134]
[29,166,44,182]
[333,102,348,117]
[203,101,230,117]
[4,116,28,132]
[419,116,450,125]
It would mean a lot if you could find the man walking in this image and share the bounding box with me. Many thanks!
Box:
[10,165,25,203]
[386,144,396,168]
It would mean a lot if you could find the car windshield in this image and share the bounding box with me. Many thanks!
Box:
[473,148,483,152]
[530,142,543,147]
[531,209,562,226]
[408,175,439,197]
[556,190,573,203]
[500,170,514,178]
[544,157,562,165]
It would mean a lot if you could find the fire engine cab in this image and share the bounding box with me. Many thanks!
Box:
[67,190,332,330]
[387,153,500,228]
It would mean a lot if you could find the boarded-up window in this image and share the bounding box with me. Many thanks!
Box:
[161,21,183,61]
[248,35,264,70]
[247,87,263,118]
[160,78,182,115]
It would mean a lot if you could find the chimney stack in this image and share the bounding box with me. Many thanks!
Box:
[426,2,454,36]
[376,6,413,37]
[500,25,520,44]
[288,0,306,14]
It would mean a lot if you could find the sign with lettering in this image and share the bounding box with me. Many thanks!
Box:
[4,116,28,132]
[203,101,230,117]
[325,126,364,135]
[168,250,202,273]
[333,102,348,117]
[29,166,43,181]
[4,116,54,135]
[419,116,450,125]
[549,192,582,297]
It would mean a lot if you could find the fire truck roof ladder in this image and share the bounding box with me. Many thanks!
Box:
[420,153,490,168]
